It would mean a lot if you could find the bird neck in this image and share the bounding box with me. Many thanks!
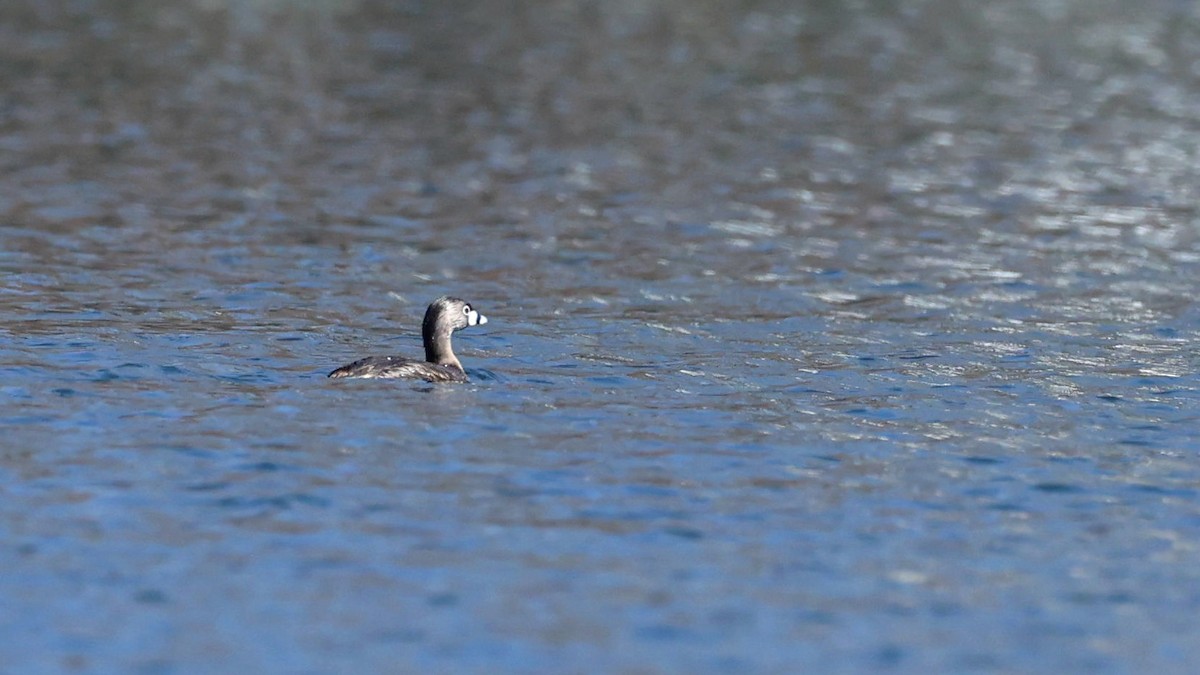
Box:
[423,325,460,369]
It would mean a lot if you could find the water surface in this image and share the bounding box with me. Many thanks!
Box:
[2,1,1200,672]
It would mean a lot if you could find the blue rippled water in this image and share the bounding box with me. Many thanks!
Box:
[3,1,1200,673]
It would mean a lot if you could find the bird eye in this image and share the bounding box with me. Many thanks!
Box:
[463,305,471,314]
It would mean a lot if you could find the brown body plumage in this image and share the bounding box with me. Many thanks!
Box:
[328,296,488,382]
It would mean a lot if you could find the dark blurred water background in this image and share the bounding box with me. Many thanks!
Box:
[4,0,1200,672]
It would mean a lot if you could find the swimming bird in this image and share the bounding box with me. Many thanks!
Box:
[328,296,487,383]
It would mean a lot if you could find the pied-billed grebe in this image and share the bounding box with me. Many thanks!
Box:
[328,296,488,383]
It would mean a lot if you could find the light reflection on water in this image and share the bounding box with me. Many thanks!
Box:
[3,0,1200,672]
